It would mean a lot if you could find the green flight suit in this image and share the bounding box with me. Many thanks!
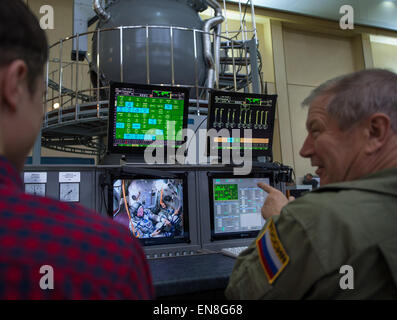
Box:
[225,168,397,299]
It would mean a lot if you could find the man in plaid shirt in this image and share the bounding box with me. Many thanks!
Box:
[0,0,154,299]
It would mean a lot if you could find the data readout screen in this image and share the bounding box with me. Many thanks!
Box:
[212,177,269,234]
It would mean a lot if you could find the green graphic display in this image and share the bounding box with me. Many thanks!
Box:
[153,90,171,98]
[115,94,184,147]
[246,97,261,104]
[214,184,239,201]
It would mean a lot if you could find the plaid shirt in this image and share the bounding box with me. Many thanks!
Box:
[0,156,154,299]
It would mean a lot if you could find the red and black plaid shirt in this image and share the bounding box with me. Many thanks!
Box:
[0,156,154,299]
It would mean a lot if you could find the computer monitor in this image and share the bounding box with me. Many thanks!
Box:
[109,174,190,246]
[207,90,277,159]
[208,172,273,240]
[107,82,189,154]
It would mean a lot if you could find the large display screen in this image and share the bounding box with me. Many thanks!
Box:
[108,82,189,154]
[207,90,277,158]
[111,177,189,246]
[209,173,273,240]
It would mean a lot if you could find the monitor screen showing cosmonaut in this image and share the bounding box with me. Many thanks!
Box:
[111,178,189,245]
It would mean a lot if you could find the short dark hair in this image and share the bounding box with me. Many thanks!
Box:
[0,0,48,94]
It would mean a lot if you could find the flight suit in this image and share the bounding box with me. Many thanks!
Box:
[225,168,397,299]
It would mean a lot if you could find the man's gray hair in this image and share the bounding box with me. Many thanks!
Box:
[302,69,397,132]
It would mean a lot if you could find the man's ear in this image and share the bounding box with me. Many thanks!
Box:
[1,60,28,113]
[364,113,391,154]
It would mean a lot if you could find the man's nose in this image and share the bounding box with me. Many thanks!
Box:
[299,135,314,158]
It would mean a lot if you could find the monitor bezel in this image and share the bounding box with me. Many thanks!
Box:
[208,171,274,241]
[108,172,190,246]
[207,90,277,158]
[107,82,190,155]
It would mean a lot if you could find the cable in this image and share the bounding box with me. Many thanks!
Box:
[99,173,109,214]
[101,187,108,214]
[256,45,264,94]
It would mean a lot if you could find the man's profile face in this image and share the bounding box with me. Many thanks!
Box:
[299,93,366,185]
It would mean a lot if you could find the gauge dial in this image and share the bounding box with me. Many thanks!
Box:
[60,183,80,202]
[25,183,46,197]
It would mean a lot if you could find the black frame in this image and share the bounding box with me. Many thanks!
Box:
[107,82,190,155]
[108,172,190,246]
[207,90,277,159]
[208,171,275,241]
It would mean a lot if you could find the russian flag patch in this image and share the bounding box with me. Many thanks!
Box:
[256,219,290,284]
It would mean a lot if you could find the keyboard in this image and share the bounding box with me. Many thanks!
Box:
[221,246,248,258]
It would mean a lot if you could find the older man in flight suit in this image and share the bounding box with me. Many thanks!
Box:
[226,69,397,299]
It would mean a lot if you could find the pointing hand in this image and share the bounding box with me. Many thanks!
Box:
[257,183,295,220]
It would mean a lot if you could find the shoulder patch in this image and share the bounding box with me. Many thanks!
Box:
[256,218,290,284]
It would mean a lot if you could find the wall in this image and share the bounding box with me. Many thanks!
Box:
[282,28,358,177]
[371,36,397,73]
